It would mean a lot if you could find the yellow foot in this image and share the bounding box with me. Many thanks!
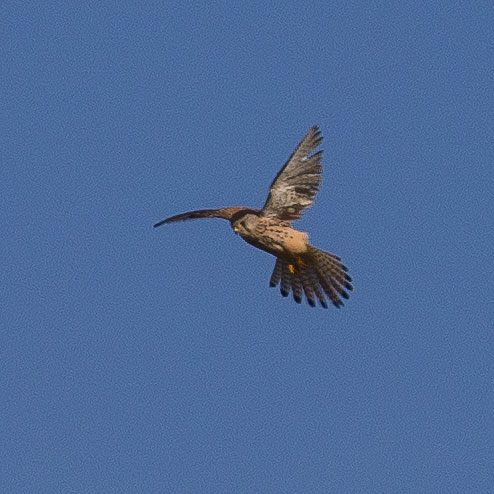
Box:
[289,258,307,275]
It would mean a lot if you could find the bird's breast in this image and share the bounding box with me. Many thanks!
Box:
[237,220,309,257]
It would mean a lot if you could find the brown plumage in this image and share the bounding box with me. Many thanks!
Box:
[153,207,258,227]
[154,126,353,309]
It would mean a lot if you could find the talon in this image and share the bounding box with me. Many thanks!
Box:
[297,257,308,269]
[288,264,296,274]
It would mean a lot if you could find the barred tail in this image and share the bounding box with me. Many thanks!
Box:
[269,246,353,308]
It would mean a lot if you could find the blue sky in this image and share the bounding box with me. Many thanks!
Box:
[3,1,493,492]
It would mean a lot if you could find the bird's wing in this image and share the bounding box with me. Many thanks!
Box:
[260,126,323,222]
[154,207,255,228]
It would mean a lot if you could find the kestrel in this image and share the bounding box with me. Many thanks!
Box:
[154,126,353,308]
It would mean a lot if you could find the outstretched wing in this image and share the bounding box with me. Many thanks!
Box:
[153,207,256,228]
[261,126,323,222]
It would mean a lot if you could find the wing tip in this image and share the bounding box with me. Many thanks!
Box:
[153,219,168,228]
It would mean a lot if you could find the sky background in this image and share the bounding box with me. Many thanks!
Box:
[2,1,493,492]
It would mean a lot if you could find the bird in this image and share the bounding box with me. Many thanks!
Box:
[154,126,353,308]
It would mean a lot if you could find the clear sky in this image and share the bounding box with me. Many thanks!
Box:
[3,1,493,492]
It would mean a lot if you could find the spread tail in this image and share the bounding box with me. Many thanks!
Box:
[269,246,353,308]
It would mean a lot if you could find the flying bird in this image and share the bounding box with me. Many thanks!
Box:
[154,126,353,308]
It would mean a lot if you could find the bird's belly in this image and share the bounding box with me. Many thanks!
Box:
[240,227,308,257]
[282,232,309,255]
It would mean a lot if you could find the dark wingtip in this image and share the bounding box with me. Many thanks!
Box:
[153,219,167,228]
[269,281,277,287]
[294,295,302,304]
[281,289,289,298]
[308,299,316,308]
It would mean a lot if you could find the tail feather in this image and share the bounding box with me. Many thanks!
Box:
[291,273,303,304]
[269,246,353,309]
[299,268,317,307]
[308,269,328,308]
[318,273,343,307]
[280,262,291,298]
[311,247,353,291]
[269,259,282,287]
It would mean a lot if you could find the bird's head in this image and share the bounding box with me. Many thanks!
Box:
[232,213,258,236]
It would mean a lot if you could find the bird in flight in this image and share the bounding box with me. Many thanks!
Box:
[154,126,353,308]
